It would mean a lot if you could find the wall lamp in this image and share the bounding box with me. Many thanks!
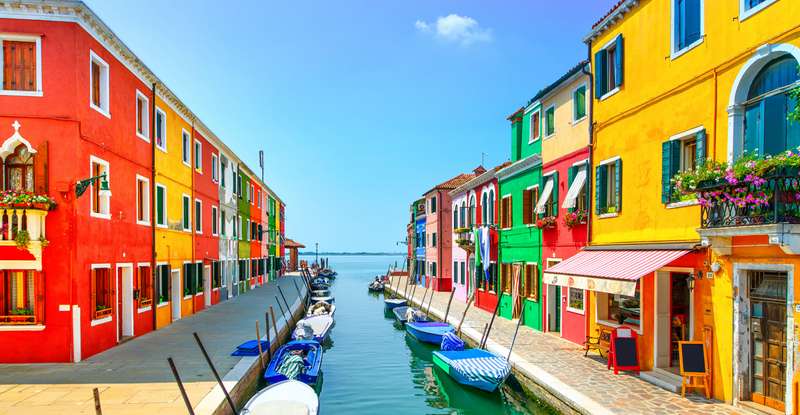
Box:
[75,173,111,198]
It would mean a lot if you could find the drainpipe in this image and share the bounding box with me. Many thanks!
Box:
[191,120,196,315]
[150,82,157,333]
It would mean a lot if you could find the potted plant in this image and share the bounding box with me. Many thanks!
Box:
[14,229,30,250]
[564,210,588,228]
[536,216,557,229]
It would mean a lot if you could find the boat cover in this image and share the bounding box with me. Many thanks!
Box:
[277,354,305,380]
[436,349,511,385]
[231,340,270,356]
[440,332,465,351]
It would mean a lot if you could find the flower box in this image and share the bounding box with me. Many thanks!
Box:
[94,306,112,319]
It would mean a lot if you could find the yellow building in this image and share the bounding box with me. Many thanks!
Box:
[569,0,800,412]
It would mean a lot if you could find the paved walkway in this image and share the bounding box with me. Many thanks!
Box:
[0,275,307,415]
[387,276,744,415]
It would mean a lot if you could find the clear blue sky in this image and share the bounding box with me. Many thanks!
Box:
[86,0,615,253]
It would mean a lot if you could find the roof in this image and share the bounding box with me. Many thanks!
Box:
[284,239,305,248]
[424,172,478,196]
[584,0,639,43]
[449,161,512,196]
[525,60,590,108]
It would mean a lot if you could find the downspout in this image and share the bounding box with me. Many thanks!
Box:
[191,120,196,315]
[582,46,594,340]
[150,82,157,332]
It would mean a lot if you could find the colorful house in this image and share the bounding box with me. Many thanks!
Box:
[236,167,251,293]
[218,150,238,300]
[497,106,543,329]
[413,198,426,284]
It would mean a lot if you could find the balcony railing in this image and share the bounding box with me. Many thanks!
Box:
[699,174,800,229]
[0,206,47,269]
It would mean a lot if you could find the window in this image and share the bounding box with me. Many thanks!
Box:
[597,289,641,330]
[430,262,437,277]
[194,199,202,234]
[522,186,539,225]
[156,264,170,304]
[4,144,34,192]
[155,184,166,227]
[740,0,777,21]
[500,195,512,229]
[245,219,250,241]
[1,271,42,325]
[212,206,218,236]
[673,0,702,54]
[524,263,538,300]
[1,36,41,95]
[565,164,589,213]
[194,140,202,171]
[594,35,624,98]
[220,210,226,236]
[249,184,254,204]
[155,108,167,151]
[573,85,587,121]
[212,154,219,182]
[530,110,541,142]
[595,159,622,215]
[89,51,110,116]
[430,196,437,213]
[257,190,262,207]
[221,157,227,188]
[460,261,466,285]
[539,173,558,218]
[501,263,512,293]
[135,91,149,140]
[138,265,152,307]
[195,263,203,294]
[488,190,495,225]
[481,192,488,223]
[181,131,190,165]
[182,195,191,231]
[567,287,585,314]
[236,216,241,239]
[136,175,150,225]
[238,174,243,199]
[91,266,113,320]
[90,156,110,218]
[662,128,706,203]
[182,263,195,297]
[544,105,555,137]
[432,232,437,247]
[212,261,221,288]
[258,224,263,241]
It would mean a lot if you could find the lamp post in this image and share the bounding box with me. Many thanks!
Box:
[315,242,318,266]
[75,172,111,198]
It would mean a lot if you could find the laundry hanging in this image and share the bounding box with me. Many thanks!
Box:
[481,226,491,281]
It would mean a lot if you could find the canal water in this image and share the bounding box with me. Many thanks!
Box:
[305,254,556,415]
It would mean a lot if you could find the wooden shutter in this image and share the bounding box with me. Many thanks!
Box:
[507,195,512,228]
[90,269,97,318]
[35,272,44,324]
[3,41,36,91]
[0,272,5,315]
[33,141,48,194]
[614,35,624,87]
[661,141,673,203]
[551,171,559,217]
[695,129,707,167]
[108,269,115,312]
[522,189,531,224]
[156,187,164,225]
[594,50,606,98]
[530,264,538,301]
[595,165,607,214]
[614,159,623,213]
[91,61,100,107]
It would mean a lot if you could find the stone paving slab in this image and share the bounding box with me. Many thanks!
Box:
[0,275,306,415]
[387,276,745,415]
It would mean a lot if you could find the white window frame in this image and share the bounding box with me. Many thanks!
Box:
[211,153,219,183]
[194,139,202,172]
[597,156,621,218]
[181,194,191,232]
[670,0,705,60]
[211,205,219,236]
[525,184,539,227]
[250,184,254,204]
[528,108,541,143]
[739,0,778,22]
[237,215,242,240]
[88,50,110,118]
[181,129,191,166]
[135,90,149,142]
[155,183,167,228]
[0,34,43,97]
[89,155,111,220]
[246,219,251,241]
[598,35,621,101]
[135,174,150,226]
[543,104,556,138]
[571,83,588,124]
[566,287,585,315]
[194,198,203,234]
[257,190,262,207]
[155,107,167,152]
[155,262,169,306]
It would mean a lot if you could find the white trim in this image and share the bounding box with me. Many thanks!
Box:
[88,155,111,220]
[666,199,699,209]
[566,287,586,315]
[599,87,620,101]
[571,158,589,167]
[181,129,191,166]
[211,153,219,183]
[670,0,705,60]
[0,324,45,331]
[194,198,203,234]
[181,193,191,231]
[668,125,705,142]
[135,174,150,226]
[0,34,43,97]
[597,155,620,166]
[597,212,619,219]
[155,183,167,228]
[571,82,588,123]
[88,50,110,118]
[157,302,169,308]
[543,104,556,139]
[135,90,150,142]
[90,315,112,326]
[155,107,167,153]
[211,205,219,236]
[137,306,151,314]
[528,108,541,144]
[739,0,778,22]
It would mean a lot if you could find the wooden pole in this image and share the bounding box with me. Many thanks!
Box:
[92,387,103,415]
[410,281,418,304]
[264,311,272,361]
[480,322,489,348]
[192,333,237,415]
[456,293,475,336]
[256,321,265,369]
[269,306,279,344]
[167,357,196,415]
[277,286,296,326]
[443,288,456,323]
[425,280,435,316]
[275,296,290,329]
[481,298,503,349]
[420,280,430,311]
[403,274,412,298]
[507,305,526,361]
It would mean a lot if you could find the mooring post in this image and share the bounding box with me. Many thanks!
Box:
[192,332,237,414]
[278,286,296,326]
[481,298,502,349]
[480,322,489,347]
[269,306,279,346]
[507,305,526,361]
[265,311,272,360]
[256,321,265,369]
[443,288,456,323]
[92,387,103,415]
[456,293,475,336]
[167,357,196,415]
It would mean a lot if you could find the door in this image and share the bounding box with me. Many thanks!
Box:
[655,271,672,369]
[171,269,181,321]
[749,271,788,411]
[119,266,134,339]
[204,266,211,307]
[547,284,560,333]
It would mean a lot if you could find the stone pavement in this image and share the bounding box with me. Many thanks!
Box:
[0,275,307,415]
[387,276,745,415]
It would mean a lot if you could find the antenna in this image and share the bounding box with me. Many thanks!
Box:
[481,152,487,167]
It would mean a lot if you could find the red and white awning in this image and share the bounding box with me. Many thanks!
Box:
[543,249,691,296]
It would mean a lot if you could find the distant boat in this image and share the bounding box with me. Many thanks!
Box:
[318,269,337,278]
[392,306,429,324]
[384,298,406,310]
[241,380,319,415]
[264,340,323,387]
[405,321,454,345]
[368,281,384,292]
[310,277,330,290]
[292,314,334,343]
[432,349,511,392]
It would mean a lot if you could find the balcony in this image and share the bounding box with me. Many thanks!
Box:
[0,206,48,270]
[454,227,474,253]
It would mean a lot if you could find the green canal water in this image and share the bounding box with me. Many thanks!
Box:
[304,254,556,415]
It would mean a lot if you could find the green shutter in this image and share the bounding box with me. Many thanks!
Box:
[614,159,622,213]
[567,166,576,213]
[183,197,189,229]
[551,171,559,217]
[156,187,164,225]
[614,35,624,87]
[695,129,707,168]
[661,141,673,204]
[595,50,606,98]
[595,165,607,214]
[584,162,591,214]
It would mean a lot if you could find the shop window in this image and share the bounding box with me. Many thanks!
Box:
[1,271,42,324]
[662,128,706,203]
[155,108,166,152]
[595,159,622,214]
[4,144,34,192]
[597,289,641,330]
[529,110,540,142]
[155,184,166,227]
[567,288,584,314]
[524,263,538,300]
[1,38,39,93]
[135,91,149,140]
[136,176,150,225]
[89,51,109,116]
[91,266,113,320]
[90,157,110,218]
[594,35,624,98]
[182,195,191,231]
[181,131,190,165]
[156,265,169,304]
[138,265,152,307]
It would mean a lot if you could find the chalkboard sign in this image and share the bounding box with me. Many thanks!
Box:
[679,342,707,375]
[613,337,638,367]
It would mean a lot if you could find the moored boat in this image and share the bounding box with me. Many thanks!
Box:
[312,289,331,297]
[431,349,511,392]
[384,298,407,310]
[391,306,428,324]
[241,380,319,415]
[368,281,384,292]
[405,321,454,344]
[264,340,323,387]
[306,301,335,318]
[311,295,335,304]
[310,277,330,290]
[292,314,334,343]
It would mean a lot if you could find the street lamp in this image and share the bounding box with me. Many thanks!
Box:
[75,172,111,198]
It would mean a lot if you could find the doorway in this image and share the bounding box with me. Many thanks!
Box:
[171,269,181,321]
[118,264,134,340]
[749,271,788,411]
[547,284,561,333]
[204,265,211,307]
[654,271,692,374]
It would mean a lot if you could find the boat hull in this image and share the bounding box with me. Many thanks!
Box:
[242,380,319,415]
[264,340,323,387]
[384,298,407,310]
[431,349,511,393]
[392,306,429,324]
[405,322,454,345]
[292,315,334,343]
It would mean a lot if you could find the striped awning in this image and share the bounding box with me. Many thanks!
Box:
[543,249,691,296]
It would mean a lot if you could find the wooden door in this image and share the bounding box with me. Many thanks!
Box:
[750,271,787,411]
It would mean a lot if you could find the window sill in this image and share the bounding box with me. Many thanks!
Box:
[90,104,111,119]
[182,161,191,168]
[157,302,169,308]
[566,306,585,315]
[596,319,641,335]
[0,89,43,97]
[0,324,45,331]
[213,287,220,292]
[571,116,587,126]
[666,199,698,209]
[137,306,152,314]
[136,220,151,226]
[543,133,555,140]
[670,38,703,60]
[156,223,168,229]
[183,295,193,300]
[156,145,167,154]
[597,212,619,219]
[90,211,111,220]
[528,137,540,144]
[739,0,778,22]
[599,87,620,101]
[195,292,204,297]
[90,316,112,327]
[136,132,150,143]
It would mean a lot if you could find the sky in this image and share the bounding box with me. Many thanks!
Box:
[85,0,616,253]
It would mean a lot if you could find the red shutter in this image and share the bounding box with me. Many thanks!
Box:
[33,141,48,194]
[0,272,6,316]
[1,42,10,91]
[35,271,45,324]
[91,62,100,106]
[90,269,97,319]
[108,269,115,311]
[2,41,36,91]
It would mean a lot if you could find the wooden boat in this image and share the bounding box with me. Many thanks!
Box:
[241,380,319,415]
[392,306,429,324]
[311,295,334,304]
[264,340,323,387]
[368,281,384,292]
[384,298,407,310]
[405,321,455,344]
[306,301,335,318]
[292,314,334,343]
[431,349,511,392]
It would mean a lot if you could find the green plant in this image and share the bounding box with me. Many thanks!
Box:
[789,67,800,122]
[40,238,49,247]
[9,308,33,315]
[96,305,110,311]
[14,229,30,249]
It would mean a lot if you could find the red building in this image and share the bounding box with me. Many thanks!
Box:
[193,129,220,308]
[250,181,263,286]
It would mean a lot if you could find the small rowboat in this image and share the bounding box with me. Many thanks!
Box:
[384,298,407,310]
[292,314,334,343]
[306,301,335,318]
[241,380,319,415]
[311,295,334,304]
[318,269,337,278]
[368,281,384,292]
[432,349,512,392]
[405,321,455,344]
[392,306,429,324]
[264,340,323,387]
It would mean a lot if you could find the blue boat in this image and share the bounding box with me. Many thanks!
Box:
[405,321,454,344]
[392,306,429,324]
[384,298,407,310]
[264,340,323,387]
[432,349,512,392]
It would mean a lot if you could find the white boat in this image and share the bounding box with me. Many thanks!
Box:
[241,380,319,415]
[311,295,334,304]
[292,314,334,343]
[307,301,336,318]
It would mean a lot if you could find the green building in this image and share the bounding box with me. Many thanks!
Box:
[268,195,278,282]
[496,104,543,330]
[237,168,251,293]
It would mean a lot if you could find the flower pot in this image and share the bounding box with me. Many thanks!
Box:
[12,202,31,208]
[32,202,49,210]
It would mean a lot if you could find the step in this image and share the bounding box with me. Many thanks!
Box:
[639,368,682,393]
[738,401,784,415]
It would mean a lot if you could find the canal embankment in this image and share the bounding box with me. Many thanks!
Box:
[0,274,307,415]
[385,275,743,415]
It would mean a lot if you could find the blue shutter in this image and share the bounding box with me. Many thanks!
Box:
[695,129,707,168]
[677,0,686,49]
[661,141,673,204]
[614,35,624,87]
[614,159,622,213]
[685,0,701,46]
[595,165,607,214]
[744,102,764,156]
[595,50,606,98]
